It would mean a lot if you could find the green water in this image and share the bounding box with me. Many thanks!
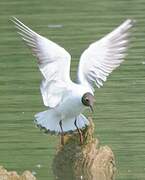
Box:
[0,0,145,179]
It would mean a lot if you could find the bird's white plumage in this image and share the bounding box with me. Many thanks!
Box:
[12,17,71,108]
[77,19,134,90]
[12,17,133,134]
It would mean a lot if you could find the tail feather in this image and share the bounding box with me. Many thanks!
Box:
[34,109,89,134]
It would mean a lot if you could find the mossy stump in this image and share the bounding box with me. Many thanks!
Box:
[53,118,116,180]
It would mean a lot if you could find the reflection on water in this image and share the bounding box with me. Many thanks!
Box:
[53,119,115,180]
[48,24,63,28]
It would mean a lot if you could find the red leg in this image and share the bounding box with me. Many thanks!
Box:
[74,118,83,145]
[59,120,64,145]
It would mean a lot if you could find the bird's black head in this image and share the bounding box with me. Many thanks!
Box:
[81,92,94,112]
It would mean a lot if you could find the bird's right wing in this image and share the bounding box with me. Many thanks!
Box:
[12,17,72,108]
[77,19,134,91]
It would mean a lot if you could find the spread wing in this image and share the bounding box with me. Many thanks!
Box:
[12,17,71,108]
[77,19,134,91]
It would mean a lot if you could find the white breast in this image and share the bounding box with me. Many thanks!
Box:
[55,93,83,119]
[55,84,91,120]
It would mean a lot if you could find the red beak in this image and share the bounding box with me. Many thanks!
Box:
[89,105,94,113]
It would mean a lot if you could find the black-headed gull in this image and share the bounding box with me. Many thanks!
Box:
[12,18,133,144]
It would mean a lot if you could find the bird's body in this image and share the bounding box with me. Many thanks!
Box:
[36,83,93,133]
[12,17,134,136]
[54,84,90,119]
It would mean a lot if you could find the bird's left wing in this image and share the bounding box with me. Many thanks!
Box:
[12,17,72,108]
[77,19,134,91]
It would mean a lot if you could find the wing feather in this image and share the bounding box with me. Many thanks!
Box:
[77,19,134,90]
[12,17,71,107]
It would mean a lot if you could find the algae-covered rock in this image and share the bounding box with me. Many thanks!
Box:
[53,118,116,180]
[0,166,36,180]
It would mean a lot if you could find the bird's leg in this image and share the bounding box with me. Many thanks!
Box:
[59,120,64,146]
[74,118,83,145]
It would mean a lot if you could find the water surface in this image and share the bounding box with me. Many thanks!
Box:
[0,0,145,179]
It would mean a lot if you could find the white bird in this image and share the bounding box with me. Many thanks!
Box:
[12,17,133,144]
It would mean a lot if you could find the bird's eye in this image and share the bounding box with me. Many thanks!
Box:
[85,98,89,102]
